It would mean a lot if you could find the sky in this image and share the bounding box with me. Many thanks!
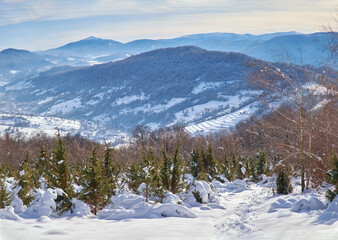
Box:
[0,0,336,51]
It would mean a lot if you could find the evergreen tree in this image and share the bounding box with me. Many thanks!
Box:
[52,132,74,215]
[199,145,216,180]
[217,155,230,180]
[81,149,107,215]
[0,177,13,208]
[229,154,238,181]
[205,145,216,178]
[35,145,52,188]
[161,148,171,191]
[102,143,117,200]
[170,144,183,194]
[326,155,338,202]
[276,168,293,194]
[189,148,200,178]
[256,150,267,176]
[248,157,257,181]
[127,163,145,192]
[17,154,36,206]
[141,149,163,202]
[235,159,244,180]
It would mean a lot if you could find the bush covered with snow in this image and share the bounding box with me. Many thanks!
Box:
[269,198,293,212]
[98,192,196,220]
[0,206,22,221]
[184,180,219,207]
[291,197,325,212]
[211,179,247,193]
[317,195,338,224]
[22,188,58,218]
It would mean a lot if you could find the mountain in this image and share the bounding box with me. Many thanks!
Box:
[0,46,334,142]
[243,32,331,66]
[0,48,53,84]
[45,36,123,57]
[2,47,262,134]
[39,32,333,67]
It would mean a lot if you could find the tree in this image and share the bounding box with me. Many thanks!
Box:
[35,145,52,188]
[276,168,293,194]
[102,143,117,200]
[141,149,163,202]
[0,177,13,208]
[170,144,183,194]
[127,163,145,193]
[52,132,74,215]
[189,148,200,178]
[256,150,267,176]
[161,148,171,191]
[251,61,322,192]
[17,154,36,206]
[81,149,107,215]
[326,155,338,202]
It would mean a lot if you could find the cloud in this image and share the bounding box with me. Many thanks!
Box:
[0,0,335,26]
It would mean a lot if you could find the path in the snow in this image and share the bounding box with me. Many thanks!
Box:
[212,184,268,239]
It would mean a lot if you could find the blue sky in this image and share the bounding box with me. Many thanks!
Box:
[0,0,335,51]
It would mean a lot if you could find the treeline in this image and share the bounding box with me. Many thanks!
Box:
[0,76,337,214]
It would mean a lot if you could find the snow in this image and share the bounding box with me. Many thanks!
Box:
[98,192,196,220]
[121,98,186,114]
[113,93,148,105]
[0,207,22,221]
[185,103,258,134]
[9,70,18,75]
[0,113,82,140]
[1,179,337,240]
[47,97,82,115]
[192,82,223,94]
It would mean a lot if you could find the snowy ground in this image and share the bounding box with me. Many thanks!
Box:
[1,179,337,240]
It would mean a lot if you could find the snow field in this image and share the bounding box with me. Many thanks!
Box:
[0,177,337,240]
[185,104,257,134]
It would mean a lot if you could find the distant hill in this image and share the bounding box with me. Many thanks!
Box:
[3,46,331,137]
[40,32,334,67]
[0,48,53,83]
[2,47,262,132]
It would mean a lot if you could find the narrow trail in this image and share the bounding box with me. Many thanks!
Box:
[213,184,269,239]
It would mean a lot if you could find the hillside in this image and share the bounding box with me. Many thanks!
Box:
[2,47,264,134]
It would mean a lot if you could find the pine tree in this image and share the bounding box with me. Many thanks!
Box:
[189,148,200,178]
[142,149,163,202]
[217,155,230,181]
[236,159,244,180]
[276,168,293,194]
[229,154,238,181]
[170,144,183,194]
[0,177,13,208]
[81,149,107,215]
[127,163,145,192]
[248,156,257,181]
[256,150,267,176]
[17,154,36,206]
[102,143,117,200]
[326,155,338,202]
[52,132,74,215]
[161,148,171,191]
[35,145,52,188]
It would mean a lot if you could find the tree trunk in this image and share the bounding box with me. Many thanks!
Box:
[300,103,305,192]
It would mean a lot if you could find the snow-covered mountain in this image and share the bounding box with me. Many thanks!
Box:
[2,47,263,135]
[0,49,53,85]
[0,32,332,85]
[40,32,333,67]
[3,45,331,140]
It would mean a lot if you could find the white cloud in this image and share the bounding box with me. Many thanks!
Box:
[0,0,335,26]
